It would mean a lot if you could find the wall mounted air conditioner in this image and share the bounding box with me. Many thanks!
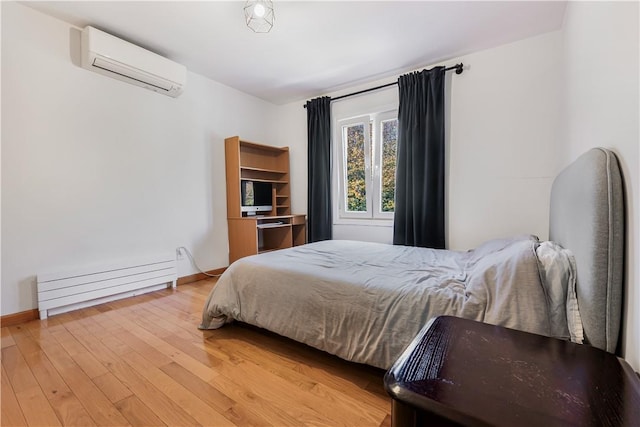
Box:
[81,26,186,97]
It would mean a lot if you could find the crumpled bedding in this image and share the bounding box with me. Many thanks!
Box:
[200,236,554,369]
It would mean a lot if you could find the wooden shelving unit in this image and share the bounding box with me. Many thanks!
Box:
[225,136,306,263]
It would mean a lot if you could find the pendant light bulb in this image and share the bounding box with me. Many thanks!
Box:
[244,0,274,33]
[254,4,265,17]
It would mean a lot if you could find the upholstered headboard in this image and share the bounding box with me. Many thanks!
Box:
[549,148,624,353]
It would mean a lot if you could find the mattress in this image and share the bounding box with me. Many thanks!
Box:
[201,236,560,369]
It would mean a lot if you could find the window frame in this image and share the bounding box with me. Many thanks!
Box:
[337,115,373,219]
[372,110,397,220]
[333,108,398,224]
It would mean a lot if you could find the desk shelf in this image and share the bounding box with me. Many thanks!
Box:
[225,136,306,264]
[228,215,306,263]
[226,136,292,218]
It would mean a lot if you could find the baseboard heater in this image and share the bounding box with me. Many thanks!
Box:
[37,254,177,320]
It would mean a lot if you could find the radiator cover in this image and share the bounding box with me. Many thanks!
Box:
[37,254,177,319]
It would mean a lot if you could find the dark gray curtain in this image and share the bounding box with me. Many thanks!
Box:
[306,96,332,242]
[393,67,446,248]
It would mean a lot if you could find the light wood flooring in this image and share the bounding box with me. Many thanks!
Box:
[1,279,392,426]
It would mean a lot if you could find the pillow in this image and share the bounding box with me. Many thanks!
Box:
[536,241,584,343]
[466,234,539,267]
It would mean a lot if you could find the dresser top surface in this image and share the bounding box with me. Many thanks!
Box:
[385,316,640,427]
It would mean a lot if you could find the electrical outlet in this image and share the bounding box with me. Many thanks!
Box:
[176,247,184,260]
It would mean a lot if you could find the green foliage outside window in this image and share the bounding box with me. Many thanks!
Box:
[380,120,397,212]
[346,124,367,211]
[343,117,397,215]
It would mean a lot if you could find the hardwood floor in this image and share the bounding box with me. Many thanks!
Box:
[1,279,392,426]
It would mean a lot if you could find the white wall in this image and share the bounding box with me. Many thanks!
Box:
[447,31,563,249]
[275,30,564,250]
[1,2,277,315]
[0,0,3,309]
[560,1,639,371]
[273,102,307,216]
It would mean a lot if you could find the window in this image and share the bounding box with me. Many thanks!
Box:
[336,111,398,220]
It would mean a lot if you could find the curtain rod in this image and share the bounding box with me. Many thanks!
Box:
[303,63,464,108]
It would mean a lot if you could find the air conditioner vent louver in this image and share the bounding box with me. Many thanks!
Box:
[91,57,173,92]
[81,26,186,97]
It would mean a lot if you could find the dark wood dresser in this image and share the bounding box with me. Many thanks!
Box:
[384,316,640,427]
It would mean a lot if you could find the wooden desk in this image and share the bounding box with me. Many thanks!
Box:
[227,214,306,263]
[384,316,640,427]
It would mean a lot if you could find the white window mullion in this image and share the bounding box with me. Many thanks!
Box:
[373,111,397,219]
[363,120,373,218]
[371,117,382,219]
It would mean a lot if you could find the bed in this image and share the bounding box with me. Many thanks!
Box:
[201,148,624,369]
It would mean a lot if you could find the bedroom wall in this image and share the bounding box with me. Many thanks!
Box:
[275,4,640,373]
[1,2,278,315]
[274,30,564,249]
[560,0,639,371]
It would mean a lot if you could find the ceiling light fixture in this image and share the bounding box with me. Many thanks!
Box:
[244,0,274,33]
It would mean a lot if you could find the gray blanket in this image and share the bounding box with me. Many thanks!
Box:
[200,237,551,369]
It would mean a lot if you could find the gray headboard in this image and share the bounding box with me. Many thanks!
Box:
[549,147,624,353]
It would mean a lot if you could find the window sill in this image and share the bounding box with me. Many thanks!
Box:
[333,218,394,227]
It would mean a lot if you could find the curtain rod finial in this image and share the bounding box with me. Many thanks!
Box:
[455,63,464,74]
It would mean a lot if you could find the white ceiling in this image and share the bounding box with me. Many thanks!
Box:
[24,1,567,105]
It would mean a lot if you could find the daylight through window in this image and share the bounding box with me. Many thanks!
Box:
[338,111,398,220]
